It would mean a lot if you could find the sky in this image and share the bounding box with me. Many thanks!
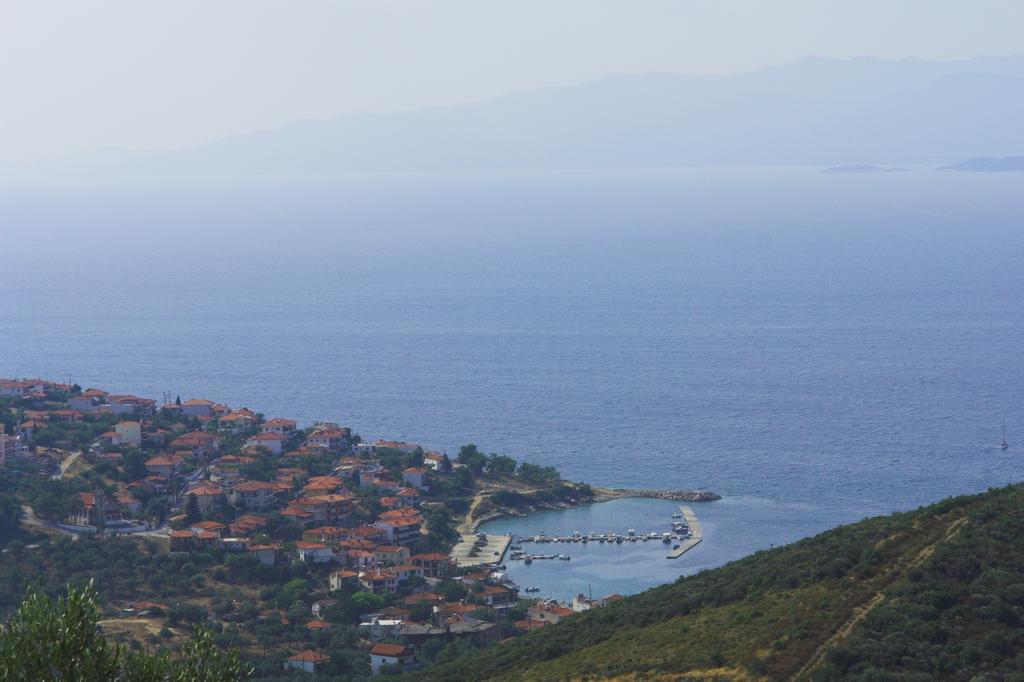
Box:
[2,0,1023,163]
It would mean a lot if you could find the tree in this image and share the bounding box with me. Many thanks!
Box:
[457,444,486,476]
[185,492,202,524]
[0,493,23,542]
[121,449,148,482]
[0,582,251,680]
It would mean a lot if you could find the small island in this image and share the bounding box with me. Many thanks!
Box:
[822,164,909,174]
[939,155,1024,172]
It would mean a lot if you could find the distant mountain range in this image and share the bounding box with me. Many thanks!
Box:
[18,55,1024,176]
[940,155,1024,171]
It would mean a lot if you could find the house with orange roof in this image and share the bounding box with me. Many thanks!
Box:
[372,516,423,547]
[303,526,349,543]
[289,494,354,525]
[171,431,220,459]
[346,549,376,570]
[106,395,156,417]
[359,569,399,595]
[528,601,575,624]
[285,650,330,674]
[183,483,224,514]
[230,479,277,509]
[181,398,215,418]
[229,513,268,536]
[245,431,286,455]
[369,643,416,675]
[68,492,122,528]
[380,496,401,511]
[302,475,345,495]
[401,467,429,492]
[373,545,411,567]
[305,619,331,632]
[249,543,281,565]
[410,553,452,578]
[218,409,256,431]
[145,453,183,478]
[189,520,226,537]
[262,418,297,435]
[329,569,360,591]
[423,451,448,471]
[395,487,421,506]
[304,424,351,451]
[295,541,340,564]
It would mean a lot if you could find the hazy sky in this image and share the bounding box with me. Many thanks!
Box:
[2,0,1023,162]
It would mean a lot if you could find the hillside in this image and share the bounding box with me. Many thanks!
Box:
[22,56,1024,176]
[416,483,1024,681]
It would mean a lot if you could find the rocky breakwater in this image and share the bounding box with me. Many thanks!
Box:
[595,487,721,502]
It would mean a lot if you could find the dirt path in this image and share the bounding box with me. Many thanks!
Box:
[458,494,486,534]
[791,516,967,681]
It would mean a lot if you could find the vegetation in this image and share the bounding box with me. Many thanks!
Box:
[0,582,249,681]
[416,483,1024,681]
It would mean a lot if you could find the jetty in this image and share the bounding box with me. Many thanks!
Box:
[449,533,511,568]
[666,505,703,559]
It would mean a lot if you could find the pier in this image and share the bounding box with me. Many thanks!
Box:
[449,533,511,568]
[666,505,703,559]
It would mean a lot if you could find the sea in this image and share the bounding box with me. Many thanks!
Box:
[2,166,1023,600]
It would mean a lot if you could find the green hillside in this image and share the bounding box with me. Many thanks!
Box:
[416,483,1024,681]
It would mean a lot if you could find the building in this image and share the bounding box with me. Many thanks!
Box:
[245,431,286,455]
[68,492,122,528]
[369,643,416,675]
[114,421,142,447]
[262,418,297,435]
[304,424,351,451]
[410,553,451,578]
[230,479,277,509]
[284,650,330,674]
[105,395,156,416]
[184,483,224,514]
[373,545,411,567]
[329,569,360,591]
[170,431,220,459]
[249,544,281,565]
[572,592,625,612]
[373,509,424,546]
[295,541,339,563]
[0,434,18,466]
[181,399,215,418]
[144,453,183,478]
[401,467,429,491]
[528,601,575,624]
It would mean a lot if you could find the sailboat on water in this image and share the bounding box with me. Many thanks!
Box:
[999,421,1009,450]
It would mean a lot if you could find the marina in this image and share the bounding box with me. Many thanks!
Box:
[503,504,702,563]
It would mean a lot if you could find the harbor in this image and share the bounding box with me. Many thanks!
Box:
[504,503,702,563]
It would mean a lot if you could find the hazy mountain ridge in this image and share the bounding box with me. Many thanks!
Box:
[24,55,1024,176]
[941,155,1024,171]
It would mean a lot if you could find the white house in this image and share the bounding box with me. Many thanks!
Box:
[369,643,416,675]
[295,541,339,563]
[245,432,286,455]
[284,650,330,674]
[115,421,142,447]
[401,467,428,491]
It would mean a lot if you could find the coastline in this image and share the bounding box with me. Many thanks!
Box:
[462,481,720,534]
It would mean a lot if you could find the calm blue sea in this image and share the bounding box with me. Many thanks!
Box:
[2,167,1023,597]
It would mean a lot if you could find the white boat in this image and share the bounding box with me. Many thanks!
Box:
[1000,421,1009,450]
